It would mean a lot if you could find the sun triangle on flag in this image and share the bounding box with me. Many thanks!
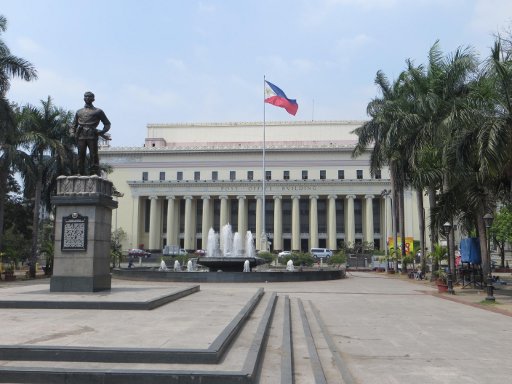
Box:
[264,80,298,116]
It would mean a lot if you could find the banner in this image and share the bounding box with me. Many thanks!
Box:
[388,237,414,254]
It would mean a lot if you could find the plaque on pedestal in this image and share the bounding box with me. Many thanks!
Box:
[50,176,118,292]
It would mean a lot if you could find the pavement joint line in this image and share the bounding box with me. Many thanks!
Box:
[297,298,327,384]
[281,295,294,384]
[309,300,356,384]
[0,288,265,365]
[422,290,512,317]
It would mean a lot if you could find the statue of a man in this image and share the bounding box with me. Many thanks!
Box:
[72,91,111,176]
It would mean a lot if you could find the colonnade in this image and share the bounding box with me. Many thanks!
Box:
[139,193,392,252]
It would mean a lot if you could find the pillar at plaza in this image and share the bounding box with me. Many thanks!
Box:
[50,175,118,292]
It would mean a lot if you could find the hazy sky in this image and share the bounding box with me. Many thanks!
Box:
[1,0,511,147]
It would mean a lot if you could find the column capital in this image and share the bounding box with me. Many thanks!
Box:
[166,195,175,201]
[346,194,356,200]
[365,194,375,199]
[149,195,158,200]
[201,195,210,200]
[219,195,229,200]
[291,195,301,200]
[327,194,337,200]
[309,195,319,200]
[273,195,282,200]
[184,195,193,200]
[236,195,246,200]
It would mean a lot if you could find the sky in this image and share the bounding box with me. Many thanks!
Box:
[1,0,511,147]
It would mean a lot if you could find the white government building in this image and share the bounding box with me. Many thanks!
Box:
[100,120,428,253]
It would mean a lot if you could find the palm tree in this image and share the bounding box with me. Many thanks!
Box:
[0,15,37,251]
[18,97,72,277]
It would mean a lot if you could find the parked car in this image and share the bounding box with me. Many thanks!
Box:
[194,249,206,256]
[310,248,333,259]
[278,251,292,258]
[128,249,151,258]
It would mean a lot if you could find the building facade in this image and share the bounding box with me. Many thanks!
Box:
[101,120,427,253]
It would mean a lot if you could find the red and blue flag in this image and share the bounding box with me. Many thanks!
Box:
[264,80,298,116]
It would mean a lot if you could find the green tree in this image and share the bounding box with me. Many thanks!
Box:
[490,205,512,267]
[18,96,73,277]
[0,15,37,251]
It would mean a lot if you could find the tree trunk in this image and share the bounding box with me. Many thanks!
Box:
[476,203,490,278]
[30,170,43,278]
[399,185,406,273]
[427,186,438,281]
[0,166,7,251]
[416,189,426,274]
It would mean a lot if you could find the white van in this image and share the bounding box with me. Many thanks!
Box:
[310,248,333,259]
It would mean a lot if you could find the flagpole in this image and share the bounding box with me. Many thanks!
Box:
[262,75,267,252]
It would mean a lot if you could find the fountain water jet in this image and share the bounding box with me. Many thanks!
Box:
[199,225,265,272]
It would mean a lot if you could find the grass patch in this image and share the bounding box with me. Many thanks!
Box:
[479,299,500,305]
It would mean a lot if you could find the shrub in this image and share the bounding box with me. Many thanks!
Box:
[328,252,347,265]
[257,251,274,264]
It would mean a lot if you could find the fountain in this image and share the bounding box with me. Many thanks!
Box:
[159,259,168,271]
[197,225,265,272]
[187,260,194,272]
[286,259,295,272]
[243,259,250,272]
[174,260,181,272]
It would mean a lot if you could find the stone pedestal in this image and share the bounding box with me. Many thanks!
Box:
[50,176,118,292]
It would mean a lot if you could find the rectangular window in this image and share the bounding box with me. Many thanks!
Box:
[177,171,183,181]
[247,171,253,180]
[302,170,308,180]
[375,170,382,179]
[230,171,236,180]
[338,170,344,180]
[212,171,218,181]
[194,171,200,181]
[159,172,165,181]
[142,171,148,181]
[284,170,290,180]
[266,171,271,180]
[320,170,326,179]
[357,170,363,179]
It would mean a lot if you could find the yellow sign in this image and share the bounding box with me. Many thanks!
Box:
[388,237,414,254]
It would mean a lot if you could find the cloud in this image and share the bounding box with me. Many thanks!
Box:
[166,58,187,71]
[470,0,512,34]
[122,84,180,109]
[16,37,45,54]
[197,2,216,13]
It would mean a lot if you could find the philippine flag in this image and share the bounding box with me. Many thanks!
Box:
[264,80,299,116]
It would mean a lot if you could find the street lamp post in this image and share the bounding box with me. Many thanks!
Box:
[442,221,455,295]
[483,213,495,302]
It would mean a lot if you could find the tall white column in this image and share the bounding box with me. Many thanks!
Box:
[131,196,141,249]
[328,195,337,250]
[148,196,160,250]
[309,195,319,250]
[255,196,262,251]
[273,195,283,251]
[184,196,194,250]
[365,194,375,245]
[201,195,210,250]
[237,196,247,242]
[384,195,392,250]
[345,195,356,246]
[166,196,177,247]
[220,195,229,228]
[291,195,301,251]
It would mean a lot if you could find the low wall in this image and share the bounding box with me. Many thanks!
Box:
[113,268,345,283]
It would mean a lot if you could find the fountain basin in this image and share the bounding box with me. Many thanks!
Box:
[197,257,266,272]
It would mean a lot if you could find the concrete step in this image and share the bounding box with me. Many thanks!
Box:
[0,288,277,384]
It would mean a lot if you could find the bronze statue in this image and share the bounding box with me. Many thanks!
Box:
[72,91,111,176]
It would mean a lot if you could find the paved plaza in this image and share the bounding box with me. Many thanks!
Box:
[0,271,511,383]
